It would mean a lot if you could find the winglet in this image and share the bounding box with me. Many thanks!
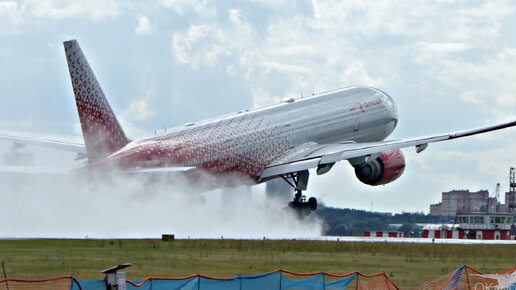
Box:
[63,40,130,161]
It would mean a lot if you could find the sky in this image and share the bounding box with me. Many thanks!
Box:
[1,0,516,218]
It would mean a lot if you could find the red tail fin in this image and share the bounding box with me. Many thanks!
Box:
[64,40,129,161]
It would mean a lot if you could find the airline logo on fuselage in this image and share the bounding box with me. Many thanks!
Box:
[357,97,386,113]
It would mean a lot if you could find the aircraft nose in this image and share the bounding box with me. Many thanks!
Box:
[377,89,398,128]
[376,90,397,115]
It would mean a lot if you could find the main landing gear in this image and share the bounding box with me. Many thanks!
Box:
[281,170,317,213]
[290,190,317,211]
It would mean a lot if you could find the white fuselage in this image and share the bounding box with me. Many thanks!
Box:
[101,86,398,182]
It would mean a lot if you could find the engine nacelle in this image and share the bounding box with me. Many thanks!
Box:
[354,149,406,186]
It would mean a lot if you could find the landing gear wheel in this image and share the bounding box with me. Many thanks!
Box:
[308,197,317,211]
[288,190,317,214]
[279,171,318,215]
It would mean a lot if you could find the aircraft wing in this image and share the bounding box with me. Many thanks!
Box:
[259,120,516,179]
[0,130,85,154]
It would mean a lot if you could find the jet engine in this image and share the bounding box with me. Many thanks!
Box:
[354,149,405,186]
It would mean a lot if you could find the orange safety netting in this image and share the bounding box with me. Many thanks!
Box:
[0,276,82,290]
[417,265,516,290]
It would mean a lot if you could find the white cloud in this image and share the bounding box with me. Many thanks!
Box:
[117,98,155,138]
[0,1,17,9]
[0,1,23,34]
[125,99,153,121]
[408,139,516,193]
[426,46,516,121]
[419,42,471,53]
[28,0,119,21]
[311,0,319,18]
[158,0,216,18]
[169,8,257,70]
[341,60,385,87]
[460,91,483,106]
[250,86,279,108]
[135,16,151,35]
[172,25,209,65]
[165,0,516,116]
[171,24,231,69]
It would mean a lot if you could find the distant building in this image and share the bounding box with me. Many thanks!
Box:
[506,191,516,214]
[364,231,405,238]
[430,190,507,216]
[387,224,403,231]
[430,203,442,216]
[422,213,514,240]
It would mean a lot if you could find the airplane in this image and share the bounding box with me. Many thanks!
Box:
[1,39,516,212]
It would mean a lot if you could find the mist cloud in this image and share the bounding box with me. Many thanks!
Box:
[0,168,323,239]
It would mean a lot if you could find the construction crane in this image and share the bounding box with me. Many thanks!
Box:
[510,167,516,210]
[509,167,516,237]
[494,183,500,201]
[488,183,501,213]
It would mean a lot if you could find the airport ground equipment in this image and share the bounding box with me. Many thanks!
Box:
[102,264,131,290]
[161,234,175,241]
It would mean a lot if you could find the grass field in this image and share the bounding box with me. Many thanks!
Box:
[0,239,515,288]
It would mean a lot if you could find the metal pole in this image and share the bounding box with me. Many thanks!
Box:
[2,261,9,290]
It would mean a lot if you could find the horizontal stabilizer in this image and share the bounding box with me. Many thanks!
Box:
[0,130,85,153]
[123,167,196,174]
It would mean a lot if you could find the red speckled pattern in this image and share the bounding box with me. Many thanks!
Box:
[377,149,405,185]
[64,40,129,161]
[109,114,293,180]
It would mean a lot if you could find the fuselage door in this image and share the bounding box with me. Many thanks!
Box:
[350,108,360,132]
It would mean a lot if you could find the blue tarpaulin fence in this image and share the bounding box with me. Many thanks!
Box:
[69,269,395,290]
